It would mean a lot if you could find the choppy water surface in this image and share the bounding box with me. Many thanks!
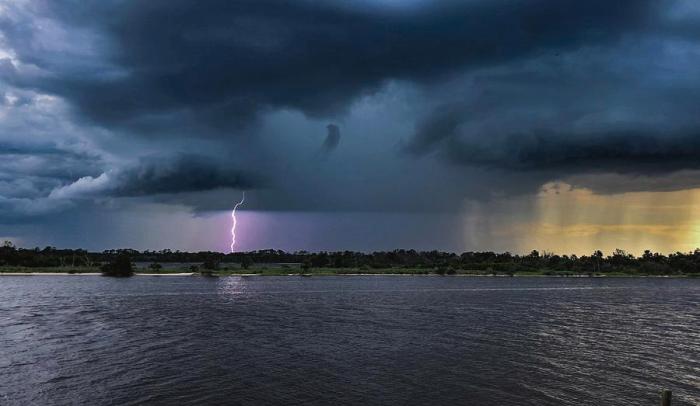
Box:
[1,276,698,405]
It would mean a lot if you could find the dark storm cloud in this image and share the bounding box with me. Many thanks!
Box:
[567,171,700,195]
[444,130,700,174]
[2,0,700,223]
[403,29,700,183]
[322,124,341,152]
[111,155,257,196]
[49,154,258,200]
[1,0,658,134]
[0,144,102,197]
[404,104,465,156]
[403,61,700,179]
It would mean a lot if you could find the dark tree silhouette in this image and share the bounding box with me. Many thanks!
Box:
[2,245,700,276]
[101,253,134,277]
[202,258,219,270]
[240,256,254,270]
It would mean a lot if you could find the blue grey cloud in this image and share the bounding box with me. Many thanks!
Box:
[1,0,700,226]
[1,0,659,133]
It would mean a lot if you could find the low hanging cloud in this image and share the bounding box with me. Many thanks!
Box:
[403,32,700,189]
[405,85,700,181]
[445,130,700,173]
[49,155,257,200]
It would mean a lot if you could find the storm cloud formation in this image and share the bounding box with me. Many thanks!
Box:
[49,155,256,200]
[1,0,660,131]
[2,0,700,225]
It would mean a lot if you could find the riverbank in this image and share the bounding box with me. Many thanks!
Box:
[0,266,696,277]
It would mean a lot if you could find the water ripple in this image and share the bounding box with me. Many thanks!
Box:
[0,276,698,405]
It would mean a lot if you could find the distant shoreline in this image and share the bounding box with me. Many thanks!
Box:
[0,271,695,278]
[4,246,700,277]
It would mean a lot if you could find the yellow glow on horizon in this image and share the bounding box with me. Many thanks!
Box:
[466,182,700,256]
[509,182,700,255]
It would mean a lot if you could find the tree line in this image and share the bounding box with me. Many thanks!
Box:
[2,241,700,275]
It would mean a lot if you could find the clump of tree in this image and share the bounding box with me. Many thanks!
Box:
[149,263,163,273]
[199,258,220,277]
[240,256,254,270]
[0,241,18,266]
[301,259,312,274]
[100,253,134,277]
[202,258,220,270]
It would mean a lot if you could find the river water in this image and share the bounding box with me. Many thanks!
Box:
[0,276,698,405]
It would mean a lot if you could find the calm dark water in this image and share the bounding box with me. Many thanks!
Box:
[0,276,698,405]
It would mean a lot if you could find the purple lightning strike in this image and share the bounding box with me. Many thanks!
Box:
[230,191,245,252]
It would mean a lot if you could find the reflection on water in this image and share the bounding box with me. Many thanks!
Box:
[1,276,698,405]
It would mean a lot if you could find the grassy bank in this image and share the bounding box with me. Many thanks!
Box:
[212,268,696,277]
[0,266,191,274]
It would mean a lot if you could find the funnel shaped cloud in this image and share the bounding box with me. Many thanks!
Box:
[322,124,341,152]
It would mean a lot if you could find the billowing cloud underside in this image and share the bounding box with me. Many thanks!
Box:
[1,0,700,220]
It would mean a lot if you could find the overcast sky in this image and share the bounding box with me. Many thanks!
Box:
[2,0,700,254]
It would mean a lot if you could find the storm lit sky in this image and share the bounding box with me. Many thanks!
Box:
[3,0,700,255]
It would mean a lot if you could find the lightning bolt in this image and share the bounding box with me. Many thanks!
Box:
[230,191,245,253]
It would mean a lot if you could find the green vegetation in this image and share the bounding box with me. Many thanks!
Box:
[206,266,694,277]
[0,266,100,274]
[240,255,254,270]
[100,253,134,277]
[0,265,697,277]
[1,241,699,276]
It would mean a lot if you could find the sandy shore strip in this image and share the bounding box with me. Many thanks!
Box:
[136,273,195,276]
